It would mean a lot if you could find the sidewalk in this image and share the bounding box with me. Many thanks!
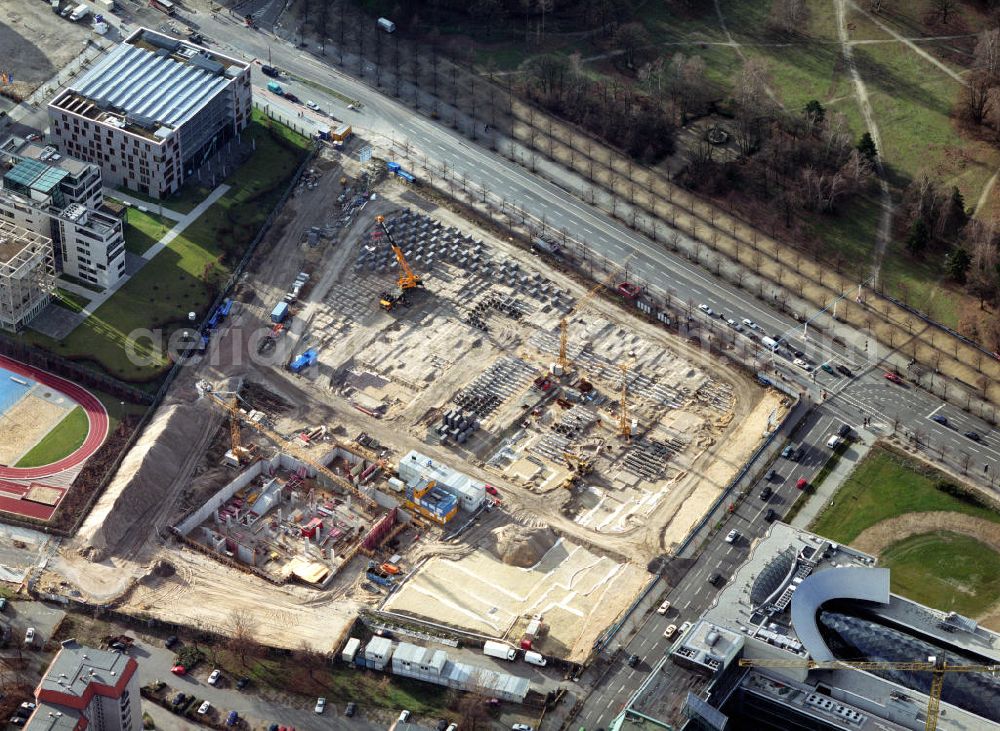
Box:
[790,433,874,529]
[58,184,230,321]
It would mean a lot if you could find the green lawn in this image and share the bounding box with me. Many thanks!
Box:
[15,406,89,468]
[810,447,1000,543]
[880,531,1000,616]
[23,113,310,383]
[123,208,170,256]
[52,288,91,314]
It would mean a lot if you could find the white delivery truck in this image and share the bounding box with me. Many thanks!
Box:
[761,336,780,351]
[69,3,90,21]
[524,651,547,667]
[377,17,396,33]
[482,640,516,661]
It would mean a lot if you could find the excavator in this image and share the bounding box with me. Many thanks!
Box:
[375,214,424,311]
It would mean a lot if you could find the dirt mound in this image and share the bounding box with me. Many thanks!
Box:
[73,400,217,562]
[851,511,1000,556]
[487,525,558,567]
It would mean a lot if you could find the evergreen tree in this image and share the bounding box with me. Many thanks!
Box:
[857,132,878,162]
[945,247,972,282]
[906,217,930,254]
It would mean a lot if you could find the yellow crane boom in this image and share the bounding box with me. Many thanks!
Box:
[738,656,1000,731]
[618,362,631,439]
[206,391,378,512]
[376,215,421,290]
[558,268,622,371]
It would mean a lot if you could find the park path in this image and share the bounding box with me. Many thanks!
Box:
[850,510,1000,555]
[835,0,894,288]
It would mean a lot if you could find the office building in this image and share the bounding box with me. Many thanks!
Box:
[616,522,1000,731]
[1,137,126,289]
[48,27,252,199]
[25,639,142,731]
[0,221,55,332]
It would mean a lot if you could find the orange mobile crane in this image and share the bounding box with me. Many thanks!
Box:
[375,214,423,311]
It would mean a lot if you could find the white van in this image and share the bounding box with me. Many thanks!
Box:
[826,434,842,449]
[761,336,780,351]
[524,650,547,667]
[377,17,396,32]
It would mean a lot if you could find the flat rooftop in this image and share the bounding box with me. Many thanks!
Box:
[0,220,50,267]
[1,137,92,178]
[52,27,248,140]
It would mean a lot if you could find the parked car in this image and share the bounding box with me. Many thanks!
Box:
[826,434,842,449]
[725,529,739,544]
[345,702,357,717]
[837,424,852,438]
[765,508,777,522]
[172,693,186,706]
[964,431,982,442]
[9,717,25,727]
[793,358,812,372]
[820,363,835,374]
[708,574,723,586]
[627,654,640,668]
[511,725,533,731]
[792,447,805,462]
[208,669,222,686]
[679,621,693,634]
[165,635,178,649]
[446,725,458,731]
[884,372,903,384]
[931,414,949,426]
[284,93,302,104]
[657,599,671,615]
[698,304,714,316]
[793,349,805,358]
[796,477,808,490]
[236,677,249,690]
[663,624,678,639]
[485,485,499,496]
[305,100,320,111]
[315,698,326,714]
[836,364,854,377]
[765,469,778,482]
[436,720,449,731]
[781,445,794,459]
[197,701,211,715]
[760,485,773,501]
[399,710,411,723]
[24,627,35,644]
[170,665,186,675]
[742,318,759,330]
[726,318,743,331]
[0,597,6,612]
[226,711,239,727]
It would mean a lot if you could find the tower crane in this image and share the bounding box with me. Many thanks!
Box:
[375,214,423,311]
[204,390,378,512]
[738,656,1000,731]
[557,262,632,371]
[617,362,632,440]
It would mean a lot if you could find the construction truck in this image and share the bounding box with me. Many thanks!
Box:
[375,215,424,311]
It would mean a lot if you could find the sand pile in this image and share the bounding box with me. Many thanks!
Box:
[74,400,216,561]
[488,525,558,567]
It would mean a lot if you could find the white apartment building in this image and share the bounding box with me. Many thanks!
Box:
[1,137,126,289]
[25,639,142,731]
[48,27,252,199]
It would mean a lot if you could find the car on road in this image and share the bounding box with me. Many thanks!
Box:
[679,621,693,635]
[725,529,739,544]
[793,358,813,372]
[165,635,178,649]
[198,701,211,715]
[726,318,743,331]
[792,447,805,461]
[657,599,671,615]
[486,484,499,496]
[663,624,678,639]
[170,665,186,675]
[838,424,852,438]
[826,434,842,449]
[627,654,640,668]
[708,574,724,586]
[765,508,777,522]
[781,445,794,459]
[884,372,903,384]
[226,711,238,727]
[964,431,982,442]
[760,485,773,501]
[208,669,222,685]
[836,364,854,377]
[511,725,533,731]
[345,702,357,717]
[236,676,249,690]
[820,363,835,374]
[742,318,760,330]
[931,414,949,426]
[24,627,35,644]
[765,469,778,482]
[793,349,805,358]
[315,698,326,714]
[305,100,320,111]
[698,304,714,316]
[796,477,808,490]
[399,710,412,723]
[284,93,302,104]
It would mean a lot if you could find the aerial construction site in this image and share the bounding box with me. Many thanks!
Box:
[41,146,786,662]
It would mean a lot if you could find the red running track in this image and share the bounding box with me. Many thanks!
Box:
[0,355,109,479]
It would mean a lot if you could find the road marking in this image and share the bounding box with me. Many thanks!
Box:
[927,403,945,419]
[618,683,626,693]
